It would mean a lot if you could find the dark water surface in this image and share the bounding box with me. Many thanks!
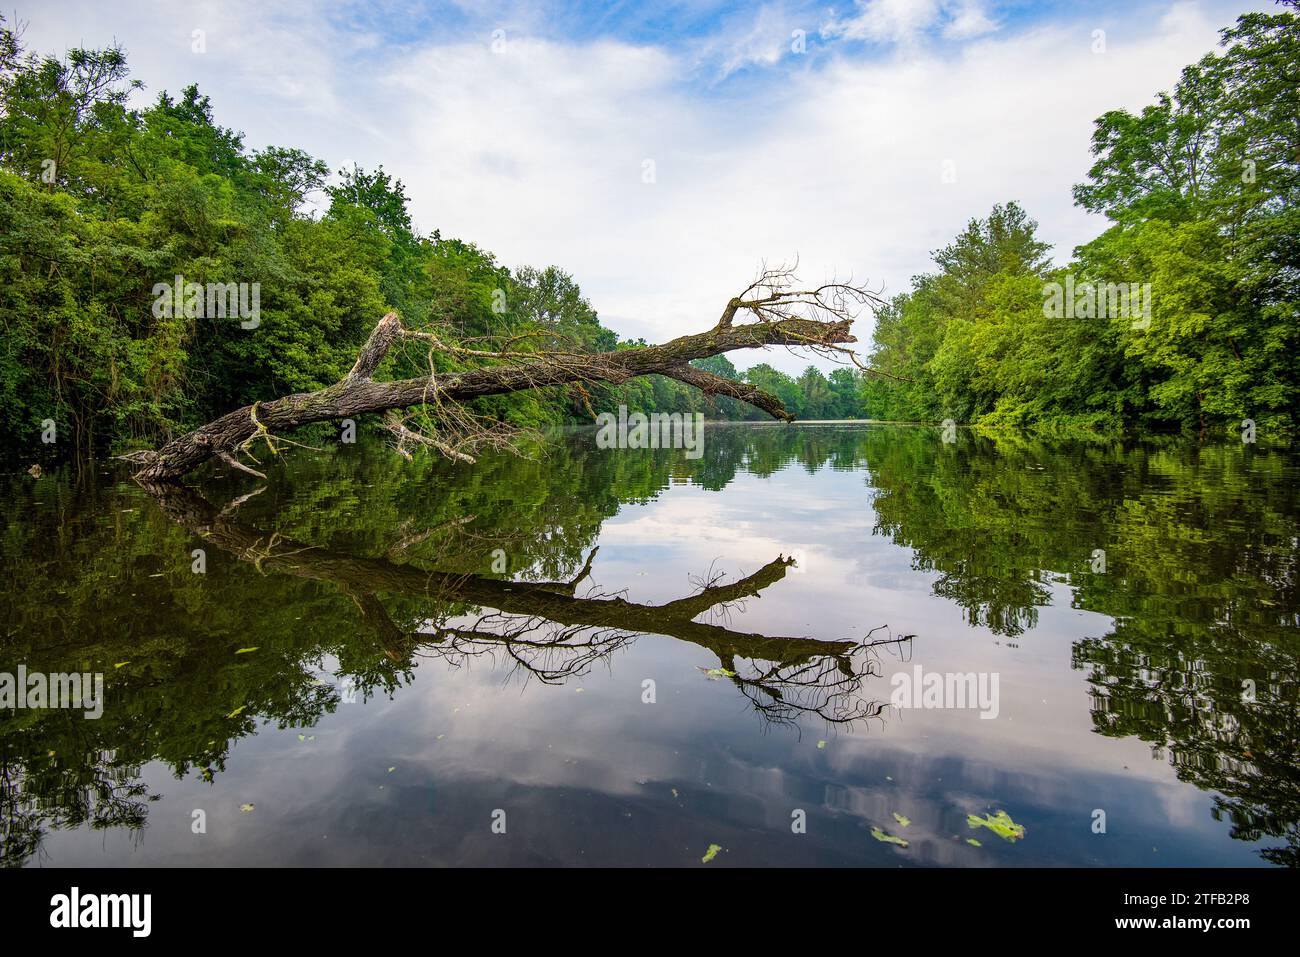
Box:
[3,424,1298,867]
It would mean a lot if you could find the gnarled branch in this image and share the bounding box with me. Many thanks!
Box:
[127,270,879,482]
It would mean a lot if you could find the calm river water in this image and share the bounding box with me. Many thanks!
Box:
[3,423,1297,866]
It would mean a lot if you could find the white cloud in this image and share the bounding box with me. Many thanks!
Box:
[944,0,998,39]
[693,2,799,79]
[822,0,997,45]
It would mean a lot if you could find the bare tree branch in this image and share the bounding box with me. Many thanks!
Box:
[124,269,890,482]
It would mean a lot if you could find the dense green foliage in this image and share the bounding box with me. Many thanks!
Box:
[0,20,878,464]
[864,11,1299,437]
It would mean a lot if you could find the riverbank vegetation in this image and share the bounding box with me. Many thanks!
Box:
[864,11,1298,438]
[1,10,1295,464]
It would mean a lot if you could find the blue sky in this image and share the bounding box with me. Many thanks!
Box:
[316,1,1171,60]
[19,0,1272,372]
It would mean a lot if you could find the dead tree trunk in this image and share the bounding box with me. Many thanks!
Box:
[122,272,874,482]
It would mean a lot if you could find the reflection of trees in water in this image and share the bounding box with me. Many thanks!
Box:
[862,428,1300,865]
[1,742,153,868]
[1075,622,1300,866]
[0,440,900,865]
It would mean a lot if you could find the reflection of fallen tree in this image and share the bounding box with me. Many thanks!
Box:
[144,482,905,727]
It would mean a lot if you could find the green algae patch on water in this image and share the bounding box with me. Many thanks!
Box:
[871,827,909,847]
[967,810,1025,842]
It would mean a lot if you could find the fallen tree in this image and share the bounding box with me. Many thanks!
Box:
[121,268,884,482]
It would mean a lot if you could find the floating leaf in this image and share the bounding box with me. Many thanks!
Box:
[387,767,395,773]
[700,667,738,678]
[239,803,255,813]
[966,838,982,847]
[817,740,827,749]
[235,647,259,654]
[226,706,245,718]
[701,843,722,864]
[966,810,1025,842]
[871,826,908,847]
[893,812,911,827]
[297,734,305,741]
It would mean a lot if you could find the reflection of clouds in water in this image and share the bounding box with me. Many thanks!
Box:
[311,616,1221,864]
[598,471,886,616]
[267,654,1246,866]
[594,452,1176,785]
[600,466,941,625]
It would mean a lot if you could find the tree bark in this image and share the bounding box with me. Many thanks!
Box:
[126,308,855,482]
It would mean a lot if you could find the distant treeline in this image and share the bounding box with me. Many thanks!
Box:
[1,10,1295,461]
[864,11,1298,438]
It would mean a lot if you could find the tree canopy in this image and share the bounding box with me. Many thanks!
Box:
[864,9,1299,437]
